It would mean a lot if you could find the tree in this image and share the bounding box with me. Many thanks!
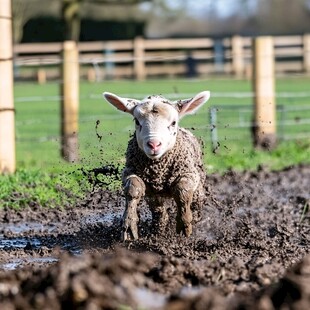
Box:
[62,0,82,41]
[12,0,59,43]
[62,0,152,41]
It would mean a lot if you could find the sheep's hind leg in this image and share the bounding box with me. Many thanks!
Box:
[174,177,195,237]
[122,176,145,241]
[148,196,169,235]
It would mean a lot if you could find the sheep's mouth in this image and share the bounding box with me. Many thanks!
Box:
[146,152,163,160]
[144,147,164,159]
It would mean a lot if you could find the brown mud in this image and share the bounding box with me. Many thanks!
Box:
[0,164,309,309]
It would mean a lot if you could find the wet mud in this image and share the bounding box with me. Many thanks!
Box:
[0,164,309,309]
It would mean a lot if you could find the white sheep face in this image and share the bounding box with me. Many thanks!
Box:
[103,91,210,159]
[133,96,179,159]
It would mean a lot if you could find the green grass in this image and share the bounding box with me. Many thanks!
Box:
[1,76,308,209]
[0,168,88,209]
[14,77,310,172]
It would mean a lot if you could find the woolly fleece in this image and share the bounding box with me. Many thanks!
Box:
[123,127,206,204]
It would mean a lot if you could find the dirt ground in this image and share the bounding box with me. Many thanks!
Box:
[0,164,309,309]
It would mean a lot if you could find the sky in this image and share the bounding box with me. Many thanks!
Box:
[164,0,257,18]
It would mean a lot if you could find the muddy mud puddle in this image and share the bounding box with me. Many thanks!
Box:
[0,212,115,263]
[0,203,153,269]
[0,165,309,309]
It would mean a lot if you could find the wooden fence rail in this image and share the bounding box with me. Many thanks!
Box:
[13,34,310,82]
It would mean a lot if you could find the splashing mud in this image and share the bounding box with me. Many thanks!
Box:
[0,165,309,309]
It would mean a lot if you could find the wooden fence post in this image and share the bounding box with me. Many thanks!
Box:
[231,35,244,78]
[252,36,276,150]
[303,34,310,74]
[87,67,96,82]
[134,36,145,81]
[37,68,46,84]
[0,0,15,174]
[61,40,79,162]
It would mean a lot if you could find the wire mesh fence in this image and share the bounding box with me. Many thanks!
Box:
[13,85,310,169]
[209,103,310,152]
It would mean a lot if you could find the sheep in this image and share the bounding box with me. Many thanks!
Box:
[103,91,210,241]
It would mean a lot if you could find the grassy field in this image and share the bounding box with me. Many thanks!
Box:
[0,76,307,208]
[14,77,310,172]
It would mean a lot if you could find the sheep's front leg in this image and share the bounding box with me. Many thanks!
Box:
[174,177,197,237]
[122,176,145,241]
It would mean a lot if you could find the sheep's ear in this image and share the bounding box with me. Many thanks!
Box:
[103,92,139,114]
[176,91,210,117]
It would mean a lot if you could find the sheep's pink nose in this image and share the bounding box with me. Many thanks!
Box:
[147,140,161,151]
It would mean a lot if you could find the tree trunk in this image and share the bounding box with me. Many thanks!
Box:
[62,0,81,42]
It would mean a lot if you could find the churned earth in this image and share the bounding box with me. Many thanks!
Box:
[0,164,309,309]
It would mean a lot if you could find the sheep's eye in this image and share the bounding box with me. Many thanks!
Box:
[170,121,176,127]
[134,118,140,127]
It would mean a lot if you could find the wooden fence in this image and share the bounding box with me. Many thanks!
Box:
[13,34,310,81]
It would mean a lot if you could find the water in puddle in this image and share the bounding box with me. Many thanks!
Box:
[0,257,58,270]
[2,222,58,235]
[0,234,41,249]
[0,210,122,271]
[0,221,57,250]
[82,210,122,226]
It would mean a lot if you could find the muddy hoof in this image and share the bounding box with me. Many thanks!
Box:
[176,220,192,237]
[122,223,139,241]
